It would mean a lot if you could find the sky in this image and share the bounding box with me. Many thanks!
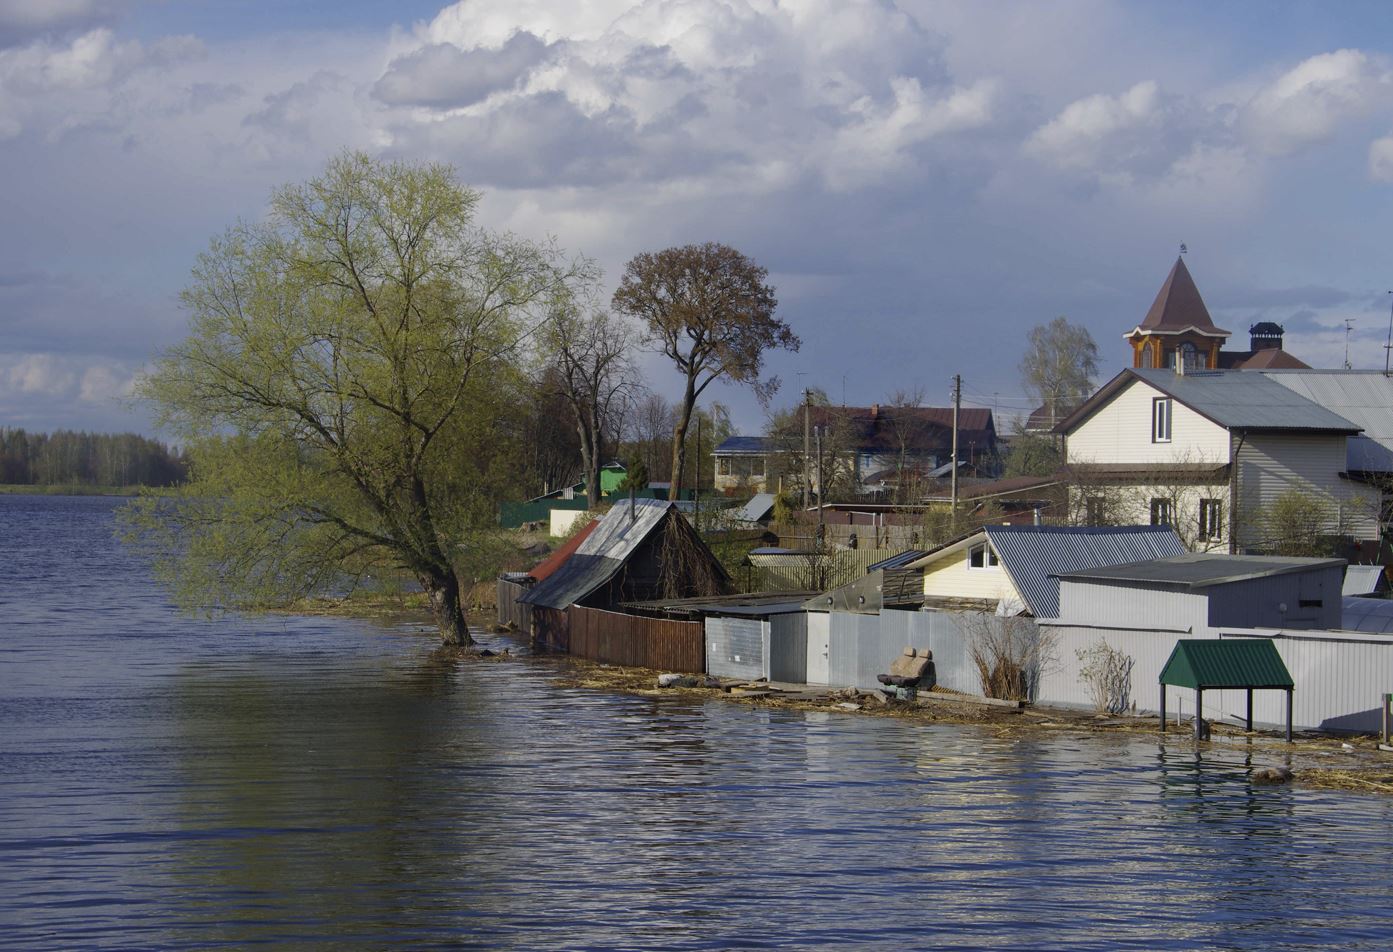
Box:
[4,0,1393,437]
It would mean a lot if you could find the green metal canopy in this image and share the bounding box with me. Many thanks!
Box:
[1160,639,1293,690]
[1159,639,1295,741]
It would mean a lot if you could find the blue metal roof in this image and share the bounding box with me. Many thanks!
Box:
[715,435,774,454]
[985,525,1187,618]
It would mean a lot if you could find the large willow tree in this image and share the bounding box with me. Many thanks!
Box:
[127,153,587,645]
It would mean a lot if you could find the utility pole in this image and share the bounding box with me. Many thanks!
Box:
[1386,292,1392,377]
[803,387,812,509]
[815,424,825,548]
[950,374,961,514]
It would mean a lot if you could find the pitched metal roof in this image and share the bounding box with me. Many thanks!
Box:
[1058,553,1345,589]
[1060,368,1363,434]
[518,499,673,609]
[526,520,598,582]
[735,492,776,522]
[1260,370,1393,472]
[1160,639,1293,690]
[985,524,1187,618]
[1135,257,1231,336]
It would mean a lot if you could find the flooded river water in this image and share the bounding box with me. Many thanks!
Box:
[2,495,1392,950]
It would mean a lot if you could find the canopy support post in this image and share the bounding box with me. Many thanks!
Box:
[1246,688,1253,733]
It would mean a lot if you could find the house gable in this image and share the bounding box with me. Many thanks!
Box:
[913,532,1023,608]
[1065,374,1230,467]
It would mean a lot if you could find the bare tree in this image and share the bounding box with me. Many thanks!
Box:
[612,242,799,499]
[1020,317,1099,428]
[544,308,638,510]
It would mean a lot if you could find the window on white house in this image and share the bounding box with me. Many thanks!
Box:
[1150,498,1172,526]
[1152,397,1172,443]
[717,457,731,476]
[1199,498,1223,541]
[750,457,765,477]
[968,541,999,569]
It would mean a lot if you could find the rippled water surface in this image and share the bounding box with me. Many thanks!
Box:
[3,495,1393,950]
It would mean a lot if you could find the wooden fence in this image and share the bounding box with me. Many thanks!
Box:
[566,605,705,673]
[496,576,534,630]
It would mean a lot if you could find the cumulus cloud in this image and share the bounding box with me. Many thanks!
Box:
[1242,49,1392,155]
[375,31,555,107]
[1369,134,1393,182]
[1026,81,1164,170]
[373,0,982,192]
[0,27,203,139]
[0,0,119,47]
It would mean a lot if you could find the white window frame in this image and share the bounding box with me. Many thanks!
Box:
[1150,497,1172,527]
[1199,498,1223,541]
[1152,397,1172,443]
[967,541,1000,570]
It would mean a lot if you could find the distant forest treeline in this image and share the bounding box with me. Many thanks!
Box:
[0,428,187,487]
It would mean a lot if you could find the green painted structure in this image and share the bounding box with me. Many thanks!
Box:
[1159,639,1294,741]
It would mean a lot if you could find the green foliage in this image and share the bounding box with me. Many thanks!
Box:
[616,455,649,493]
[123,152,589,644]
[1250,487,1350,557]
[612,242,798,498]
[1002,430,1062,478]
[0,428,185,487]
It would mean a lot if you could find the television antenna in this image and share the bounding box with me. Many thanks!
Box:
[1344,318,1355,370]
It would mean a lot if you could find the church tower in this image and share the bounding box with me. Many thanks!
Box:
[1125,257,1230,371]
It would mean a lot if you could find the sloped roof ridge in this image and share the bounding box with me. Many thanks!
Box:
[1138,257,1230,335]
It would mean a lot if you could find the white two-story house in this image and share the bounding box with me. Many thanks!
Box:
[1055,366,1381,553]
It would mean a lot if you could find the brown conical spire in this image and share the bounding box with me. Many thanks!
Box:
[1138,257,1230,336]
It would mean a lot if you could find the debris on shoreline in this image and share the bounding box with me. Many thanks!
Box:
[548,657,1393,790]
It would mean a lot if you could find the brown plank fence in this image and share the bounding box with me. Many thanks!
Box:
[496,577,534,631]
[567,606,705,673]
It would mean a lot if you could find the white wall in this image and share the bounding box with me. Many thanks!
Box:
[1066,378,1230,466]
[1038,622,1393,733]
[1236,433,1381,543]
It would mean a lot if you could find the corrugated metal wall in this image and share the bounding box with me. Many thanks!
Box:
[706,616,767,680]
[1037,624,1208,718]
[821,609,989,694]
[1206,567,1343,630]
[1057,579,1207,632]
[1218,629,1393,733]
[878,610,981,695]
[769,613,808,683]
[1038,622,1393,733]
